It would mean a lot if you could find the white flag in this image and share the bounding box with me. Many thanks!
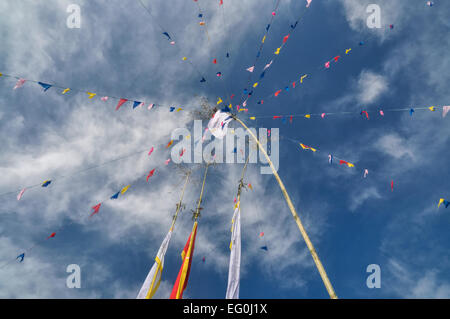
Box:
[136,229,173,299]
[226,205,241,299]
[207,110,233,139]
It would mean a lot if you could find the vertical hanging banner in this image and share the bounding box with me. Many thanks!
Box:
[226,203,241,299]
[136,229,173,299]
[170,222,198,299]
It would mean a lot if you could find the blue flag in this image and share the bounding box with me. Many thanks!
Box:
[38,82,52,92]
[133,101,142,109]
[110,192,120,199]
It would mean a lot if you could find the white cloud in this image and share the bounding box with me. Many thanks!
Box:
[357,70,388,104]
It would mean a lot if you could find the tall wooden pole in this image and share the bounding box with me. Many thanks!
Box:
[232,115,338,299]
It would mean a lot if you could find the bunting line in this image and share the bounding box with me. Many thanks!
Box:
[247,105,449,122]
[0,136,188,270]
[237,0,313,110]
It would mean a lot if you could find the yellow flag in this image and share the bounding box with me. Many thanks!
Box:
[262,35,266,43]
[217,98,223,105]
[176,108,183,112]
[186,134,191,139]
[305,114,311,118]
[438,198,445,208]
[428,106,436,111]
[300,74,307,83]
[345,48,352,54]
[250,117,255,120]
[121,185,130,194]
[275,48,281,55]
[253,82,258,88]
[86,92,96,99]
[228,103,232,109]
[62,88,70,94]
[0,72,3,77]
[348,162,355,168]
[182,57,187,61]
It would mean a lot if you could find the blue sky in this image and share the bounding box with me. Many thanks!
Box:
[0,0,449,299]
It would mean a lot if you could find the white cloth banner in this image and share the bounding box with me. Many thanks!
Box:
[136,229,173,299]
[226,206,241,299]
[207,110,233,139]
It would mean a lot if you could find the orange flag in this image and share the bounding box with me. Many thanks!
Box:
[170,222,198,299]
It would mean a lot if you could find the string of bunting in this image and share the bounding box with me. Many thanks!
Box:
[237,0,313,110]
[0,72,195,113]
[243,24,395,111]
[247,105,450,122]
[0,136,187,269]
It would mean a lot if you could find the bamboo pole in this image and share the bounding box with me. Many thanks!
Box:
[169,171,191,232]
[193,164,210,221]
[232,115,338,299]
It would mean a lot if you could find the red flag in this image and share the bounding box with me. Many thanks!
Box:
[391,180,394,192]
[274,90,282,97]
[273,116,282,119]
[47,232,56,239]
[361,110,369,119]
[212,58,217,64]
[148,146,154,156]
[146,169,156,182]
[220,0,223,5]
[334,56,340,62]
[90,203,102,217]
[170,222,198,299]
[283,34,290,43]
[115,98,128,111]
[292,81,296,88]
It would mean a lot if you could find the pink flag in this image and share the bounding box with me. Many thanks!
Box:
[170,41,175,45]
[268,129,271,136]
[263,61,273,70]
[243,100,247,107]
[115,98,128,111]
[324,61,330,68]
[259,232,264,237]
[306,0,312,8]
[321,113,326,118]
[165,159,171,165]
[148,146,154,156]
[17,188,26,201]
[234,197,237,203]
[380,110,384,116]
[101,96,109,101]
[443,106,450,118]
[391,180,394,192]
[246,66,255,72]
[148,103,154,110]
[272,11,276,16]
[13,78,26,90]
[363,169,369,178]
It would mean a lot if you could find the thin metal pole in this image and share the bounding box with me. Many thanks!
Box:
[233,115,338,299]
